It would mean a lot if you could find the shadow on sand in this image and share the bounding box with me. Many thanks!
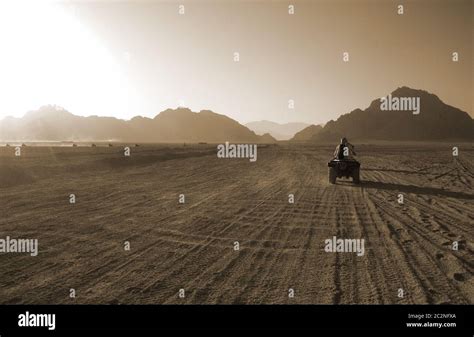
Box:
[363,167,422,174]
[361,180,474,200]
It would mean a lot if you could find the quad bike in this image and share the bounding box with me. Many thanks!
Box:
[327,159,360,184]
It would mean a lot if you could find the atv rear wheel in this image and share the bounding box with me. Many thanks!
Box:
[352,167,360,184]
[329,167,337,184]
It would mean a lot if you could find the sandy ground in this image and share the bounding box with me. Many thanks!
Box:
[0,143,472,304]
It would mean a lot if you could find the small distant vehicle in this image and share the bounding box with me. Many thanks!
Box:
[329,137,360,184]
[328,158,360,184]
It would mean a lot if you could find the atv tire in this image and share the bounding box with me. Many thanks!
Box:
[352,167,360,184]
[329,167,337,184]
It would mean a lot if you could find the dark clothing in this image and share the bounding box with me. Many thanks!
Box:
[334,142,356,159]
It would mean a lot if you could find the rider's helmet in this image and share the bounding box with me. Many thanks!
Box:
[341,137,347,144]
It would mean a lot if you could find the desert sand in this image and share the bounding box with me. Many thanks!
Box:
[0,143,472,304]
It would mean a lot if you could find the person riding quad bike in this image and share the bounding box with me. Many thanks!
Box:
[328,137,360,184]
[334,137,356,159]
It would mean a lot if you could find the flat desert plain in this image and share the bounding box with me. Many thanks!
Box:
[0,143,472,304]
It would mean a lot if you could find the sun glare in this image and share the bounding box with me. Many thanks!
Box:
[0,1,138,120]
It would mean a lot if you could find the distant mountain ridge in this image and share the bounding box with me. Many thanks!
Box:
[291,87,474,142]
[0,106,276,143]
[245,120,310,140]
[3,87,471,143]
[290,124,323,142]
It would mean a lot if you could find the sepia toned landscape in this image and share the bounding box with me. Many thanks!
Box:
[0,142,472,304]
[0,0,472,312]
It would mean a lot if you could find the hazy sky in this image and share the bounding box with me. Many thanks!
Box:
[0,0,471,124]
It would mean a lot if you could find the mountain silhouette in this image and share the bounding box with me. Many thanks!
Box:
[245,120,310,140]
[290,124,323,142]
[294,87,473,142]
[0,106,276,143]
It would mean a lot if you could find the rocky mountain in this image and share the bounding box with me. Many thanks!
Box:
[245,120,310,140]
[290,124,323,142]
[0,106,276,143]
[294,87,474,142]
